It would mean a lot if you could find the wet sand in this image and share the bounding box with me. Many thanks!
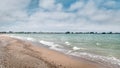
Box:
[0,35,105,68]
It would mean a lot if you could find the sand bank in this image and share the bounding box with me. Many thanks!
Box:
[0,35,105,68]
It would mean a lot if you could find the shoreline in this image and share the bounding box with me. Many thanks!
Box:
[0,35,106,68]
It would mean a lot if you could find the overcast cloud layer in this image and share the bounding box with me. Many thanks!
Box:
[0,0,120,32]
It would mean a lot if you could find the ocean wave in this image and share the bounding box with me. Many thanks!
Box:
[65,42,71,45]
[39,40,67,53]
[69,52,120,68]
[96,42,101,46]
[10,35,36,42]
[10,35,25,40]
[72,46,86,50]
[26,37,36,41]
[39,40,57,47]
[72,46,80,50]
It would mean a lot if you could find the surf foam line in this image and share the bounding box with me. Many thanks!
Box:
[9,35,36,42]
[69,52,120,68]
[39,40,68,53]
[9,35,68,53]
[39,40,120,68]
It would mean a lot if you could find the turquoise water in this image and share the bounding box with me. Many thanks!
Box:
[9,34,120,68]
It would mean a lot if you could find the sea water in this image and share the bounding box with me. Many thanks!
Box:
[9,34,120,68]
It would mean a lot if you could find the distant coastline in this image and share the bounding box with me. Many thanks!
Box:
[0,31,120,34]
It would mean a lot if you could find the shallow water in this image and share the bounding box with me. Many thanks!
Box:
[9,34,120,68]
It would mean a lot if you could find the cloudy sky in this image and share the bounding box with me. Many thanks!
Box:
[0,0,120,32]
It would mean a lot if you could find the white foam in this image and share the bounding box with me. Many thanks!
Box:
[26,37,35,41]
[72,46,85,50]
[39,40,55,47]
[10,35,25,40]
[10,35,35,42]
[69,52,120,68]
[96,42,101,46]
[73,46,80,50]
[39,40,66,52]
[65,42,71,45]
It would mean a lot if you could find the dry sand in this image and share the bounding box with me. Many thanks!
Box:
[0,35,105,68]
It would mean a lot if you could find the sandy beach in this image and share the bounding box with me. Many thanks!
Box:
[0,35,105,68]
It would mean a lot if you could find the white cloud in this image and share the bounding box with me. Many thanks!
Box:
[0,0,30,11]
[77,0,96,16]
[69,0,84,11]
[0,0,120,32]
[39,0,55,10]
[39,0,63,11]
[0,0,30,23]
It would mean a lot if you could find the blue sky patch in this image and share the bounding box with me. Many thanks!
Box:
[56,0,78,8]
[27,0,39,15]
